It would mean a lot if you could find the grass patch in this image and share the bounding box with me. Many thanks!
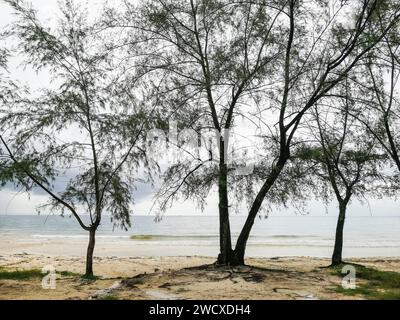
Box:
[130,235,152,240]
[0,268,43,280]
[58,271,80,277]
[332,263,400,300]
[0,268,80,280]
[97,294,120,300]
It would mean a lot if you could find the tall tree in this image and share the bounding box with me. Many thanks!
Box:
[106,0,285,264]
[232,0,399,265]
[296,86,387,266]
[106,0,400,265]
[0,0,154,276]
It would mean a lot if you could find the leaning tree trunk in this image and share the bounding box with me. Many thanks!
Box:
[331,201,347,266]
[217,138,234,265]
[233,158,287,265]
[85,229,96,277]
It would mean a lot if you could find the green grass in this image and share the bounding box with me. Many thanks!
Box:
[332,263,400,300]
[0,268,43,280]
[0,267,81,280]
[58,270,80,277]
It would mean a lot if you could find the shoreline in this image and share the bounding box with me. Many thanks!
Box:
[1,234,399,258]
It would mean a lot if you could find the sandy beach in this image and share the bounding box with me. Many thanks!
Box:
[1,220,400,300]
[1,251,400,300]
[1,0,400,305]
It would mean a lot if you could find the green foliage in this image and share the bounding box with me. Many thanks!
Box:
[119,0,400,216]
[1,0,156,231]
[292,99,389,206]
[147,9,168,25]
[0,48,8,70]
[1,0,399,272]
[295,146,325,163]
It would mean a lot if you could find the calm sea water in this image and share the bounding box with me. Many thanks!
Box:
[1,215,400,257]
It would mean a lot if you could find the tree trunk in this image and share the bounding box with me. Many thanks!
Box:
[233,158,287,265]
[217,166,234,264]
[216,137,234,265]
[85,229,96,277]
[331,201,347,266]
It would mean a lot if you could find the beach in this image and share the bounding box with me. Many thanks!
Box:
[1,253,400,300]
[1,215,400,300]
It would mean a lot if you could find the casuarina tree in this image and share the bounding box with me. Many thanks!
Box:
[104,0,400,265]
[296,81,387,266]
[0,0,155,276]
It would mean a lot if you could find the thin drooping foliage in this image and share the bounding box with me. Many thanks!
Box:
[349,13,400,182]
[296,82,388,265]
[0,45,13,184]
[0,0,156,276]
[104,0,400,265]
[0,38,32,189]
[1,0,400,272]
[102,0,288,264]
[229,0,399,266]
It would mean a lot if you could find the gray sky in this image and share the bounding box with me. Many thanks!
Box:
[0,0,399,217]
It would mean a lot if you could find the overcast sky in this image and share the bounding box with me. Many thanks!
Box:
[0,0,399,217]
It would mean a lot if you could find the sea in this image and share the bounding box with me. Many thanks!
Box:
[0,215,399,258]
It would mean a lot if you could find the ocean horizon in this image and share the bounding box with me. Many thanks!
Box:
[1,214,399,258]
